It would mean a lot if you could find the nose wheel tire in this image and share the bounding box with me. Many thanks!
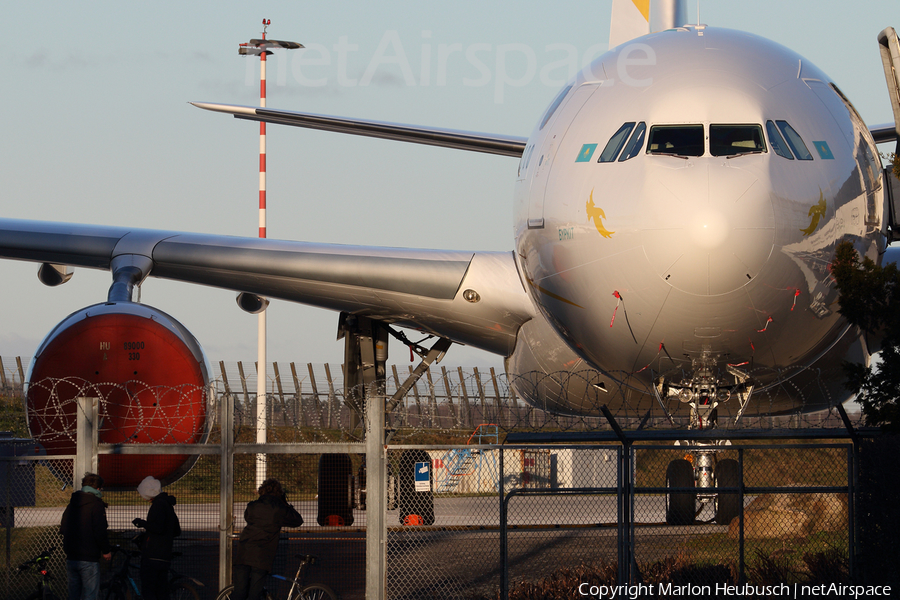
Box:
[665,459,696,526]
[714,458,741,525]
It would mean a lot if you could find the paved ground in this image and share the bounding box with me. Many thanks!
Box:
[11,496,747,600]
[16,494,720,529]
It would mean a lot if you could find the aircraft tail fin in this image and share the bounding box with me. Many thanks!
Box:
[650,0,689,33]
[609,0,689,49]
[609,0,650,49]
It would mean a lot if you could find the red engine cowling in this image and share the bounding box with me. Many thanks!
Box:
[25,302,211,488]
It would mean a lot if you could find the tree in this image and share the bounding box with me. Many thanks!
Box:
[832,240,900,429]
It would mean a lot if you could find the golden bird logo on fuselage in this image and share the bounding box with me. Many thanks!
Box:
[586,189,614,238]
[800,191,827,236]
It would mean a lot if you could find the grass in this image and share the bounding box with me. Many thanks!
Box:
[465,547,850,599]
[674,530,848,569]
[0,526,66,599]
[634,441,852,489]
[0,393,27,438]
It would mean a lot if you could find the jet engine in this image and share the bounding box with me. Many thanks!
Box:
[25,301,211,488]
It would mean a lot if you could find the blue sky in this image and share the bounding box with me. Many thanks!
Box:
[1,0,898,369]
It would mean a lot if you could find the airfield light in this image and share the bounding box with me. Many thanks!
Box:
[239,19,303,488]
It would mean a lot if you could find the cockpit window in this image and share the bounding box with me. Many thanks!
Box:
[766,121,794,159]
[618,122,646,161]
[540,84,573,130]
[776,120,813,160]
[709,124,766,156]
[647,125,704,156]
[598,122,635,162]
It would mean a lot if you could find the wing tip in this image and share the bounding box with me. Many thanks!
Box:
[190,102,258,116]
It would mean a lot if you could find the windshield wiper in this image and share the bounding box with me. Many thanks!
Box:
[726,150,765,159]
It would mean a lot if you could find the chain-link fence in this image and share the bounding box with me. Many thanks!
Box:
[382,442,855,599]
[0,440,865,600]
[2,454,73,600]
[0,363,889,600]
[1,450,370,600]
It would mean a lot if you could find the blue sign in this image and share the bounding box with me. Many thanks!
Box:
[414,461,430,492]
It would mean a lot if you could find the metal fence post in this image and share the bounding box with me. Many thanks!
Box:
[457,367,471,428]
[4,460,10,594]
[407,366,423,425]
[426,369,437,428]
[219,389,235,592]
[738,448,745,584]
[74,397,98,484]
[237,361,251,414]
[441,367,457,426]
[15,357,24,390]
[489,367,503,427]
[627,444,635,585]
[617,445,626,585]
[366,389,386,600]
[324,363,337,430]
[473,367,486,422]
[290,363,303,426]
[273,362,288,426]
[848,442,856,581]
[499,448,507,600]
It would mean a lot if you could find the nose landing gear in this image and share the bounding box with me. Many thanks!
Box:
[665,448,742,526]
[654,348,752,526]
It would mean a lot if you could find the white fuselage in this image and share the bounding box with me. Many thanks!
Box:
[508,26,883,417]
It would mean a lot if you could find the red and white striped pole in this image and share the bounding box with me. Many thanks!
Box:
[238,19,301,489]
[259,21,268,239]
[256,18,270,489]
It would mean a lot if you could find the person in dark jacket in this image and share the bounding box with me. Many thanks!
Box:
[232,478,304,600]
[60,472,112,600]
[132,476,182,600]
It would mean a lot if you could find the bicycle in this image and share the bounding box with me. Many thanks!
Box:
[18,547,61,600]
[215,554,336,600]
[101,544,203,600]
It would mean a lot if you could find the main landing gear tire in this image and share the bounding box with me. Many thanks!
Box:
[714,458,741,526]
[317,454,354,526]
[665,459,696,526]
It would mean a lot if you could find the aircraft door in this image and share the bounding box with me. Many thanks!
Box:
[527,84,599,228]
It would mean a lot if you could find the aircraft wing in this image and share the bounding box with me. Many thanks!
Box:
[869,122,899,143]
[0,218,535,356]
[191,102,528,158]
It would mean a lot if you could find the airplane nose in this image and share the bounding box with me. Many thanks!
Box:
[689,208,730,250]
[641,162,775,296]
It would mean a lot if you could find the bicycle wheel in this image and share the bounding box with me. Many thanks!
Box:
[215,585,235,600]
[292,584,337,600]
[216,584,274,600]
[169,581,201,600]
